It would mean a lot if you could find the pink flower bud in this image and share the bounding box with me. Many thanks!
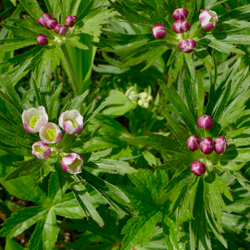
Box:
[200,137,214,154]
[197,115,213,130]
[61,153,83,174]
[199,9,218,31]
[32,141,51,159]
[46,18,58,30]
[190,161,206,176]
[172,20,191,33]
[214,136,228,154]
[38,14,51,26]
[65,15,77,27]
[178,39,196,53]
[187,135,200,152]
[172,8,189,20]
[54,24,68,35]
[37,34,48,45]
[152,23,166,39]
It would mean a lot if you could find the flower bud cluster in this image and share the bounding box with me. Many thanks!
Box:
[22,107,83,174]
[186,115,228,176]
[151,8,218,54]
[126,88,152,109]
[36,14,77,45]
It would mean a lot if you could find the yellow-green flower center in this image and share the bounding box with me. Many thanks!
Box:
[68,158,82,169]
[64,118,77,128]
[29,116,40,128]
[35,146,45,155]
[45,128,57,141]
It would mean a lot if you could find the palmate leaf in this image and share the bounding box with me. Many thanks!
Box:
[121,211,163,250]
[0,172,87,250]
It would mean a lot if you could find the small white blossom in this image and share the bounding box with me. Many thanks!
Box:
[59,110,83,135]
[22,106,48,133]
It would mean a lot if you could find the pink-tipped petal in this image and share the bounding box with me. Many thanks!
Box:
[71,124,83,135]
[23,123,34,133]
[199,9,218,31]
[61,153,83,174]
[55,131,63,143]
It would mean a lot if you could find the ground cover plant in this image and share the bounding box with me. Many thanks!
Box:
[1,0,250,249]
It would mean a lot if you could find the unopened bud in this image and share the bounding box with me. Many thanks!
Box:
[152,23,166,39]
[138,100,144,106]
[139,92,148,99]
[147,95,152,101]
[37,34,48,45]
[173,20,191,33]
[65,15,77,27]
[214,136,228,154]
[187,135,200,152]
[197,115,213,130]
[200,137,214,154]
[144,102,149,109]
[46,18,58,30]
[191,161,206,176]
[172,8,189,20]
[38,14,51,26]
[54,24,68,35]
[178,39,196,53]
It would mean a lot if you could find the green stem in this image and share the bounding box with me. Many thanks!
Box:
[188,26,204,39]
[60,44,79,96]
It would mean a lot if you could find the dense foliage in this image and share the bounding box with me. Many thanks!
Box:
[1,0,250,249]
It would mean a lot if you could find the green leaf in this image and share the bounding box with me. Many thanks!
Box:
[3,159,42,181]
[90,159,138,174]
[68,174,104,226]
[80,169,131,214]
[0,206,48,238]
[121,211,162,250]
[0,74,23,114]
[19,0,44,19]
[42,208,58,250]
[54,193,85,219]
[0,38,38,52]
[101,90,135,117]
[128,169,159,202]
[68,36,89,50]
[190,178,212,250]
[158,80,197,135]
[5,239,24,250]
[0,155,47,205]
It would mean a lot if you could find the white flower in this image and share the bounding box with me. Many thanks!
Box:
[59,110,83,135]
[61,153,83,174]
[39,122,62,144]
[22,106,48,133]
[199,9,218,31]
[32,141,51,159]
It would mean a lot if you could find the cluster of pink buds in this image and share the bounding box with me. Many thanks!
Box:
[22,106,84,174]
[151,8,218,54]
[36,14,77,45]
[186,115,228,176]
